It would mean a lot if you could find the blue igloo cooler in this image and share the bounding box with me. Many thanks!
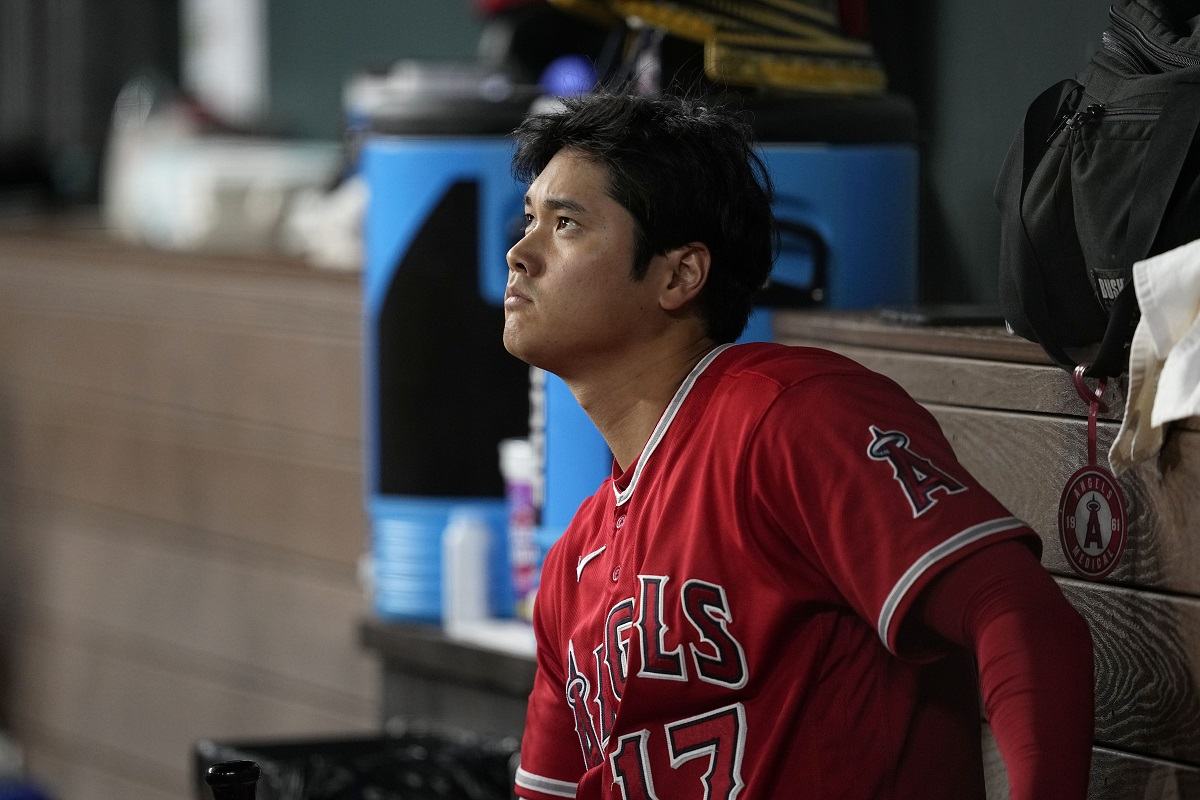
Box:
[360,72,537,622]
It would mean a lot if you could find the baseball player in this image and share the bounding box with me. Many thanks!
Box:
[502,93,1093,799]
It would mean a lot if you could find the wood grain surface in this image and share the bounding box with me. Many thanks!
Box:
[0,241,362,440]
[1086,746,1200,799]
[983,728,1200,800]
[0,221,359,282]
[0,308,362,441]
[929,406,1200,595]
[778,312,1200,788]
[0,228,375,800]
[780,328,1200,435]
[785,340,1129,422]
[1058,578,1200,764]
[0,616,373,798]
[0,379,365,567]
[774,309,1144,380]
[0,487,377,706]
[981,576,1200,765]
[775,310,1058,364]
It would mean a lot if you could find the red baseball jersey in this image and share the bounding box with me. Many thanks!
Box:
[515,342,1039,800]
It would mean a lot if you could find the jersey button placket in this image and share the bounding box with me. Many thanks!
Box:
[612,509,628,582]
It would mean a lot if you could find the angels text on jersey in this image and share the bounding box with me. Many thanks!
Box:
[564,573,749,793]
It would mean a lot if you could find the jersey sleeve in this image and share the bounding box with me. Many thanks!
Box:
[515,543,587,800]
[745,371,1041,659]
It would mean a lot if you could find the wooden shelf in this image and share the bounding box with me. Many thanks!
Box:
[776,309,1200,796]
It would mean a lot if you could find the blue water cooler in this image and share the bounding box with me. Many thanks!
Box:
[362,85,535,621]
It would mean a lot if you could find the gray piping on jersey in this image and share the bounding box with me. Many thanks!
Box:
[613,343,735,507]
[515,766,578,798]
[876,516,1026,651]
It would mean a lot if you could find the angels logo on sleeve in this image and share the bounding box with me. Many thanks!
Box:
[867,425,967,518]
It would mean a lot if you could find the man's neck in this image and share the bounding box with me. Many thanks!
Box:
[564,334,718,473]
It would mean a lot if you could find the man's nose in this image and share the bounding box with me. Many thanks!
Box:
[507,234,537,275]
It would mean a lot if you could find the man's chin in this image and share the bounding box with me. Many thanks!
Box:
[504,332,565,376]
[502,327,536,365]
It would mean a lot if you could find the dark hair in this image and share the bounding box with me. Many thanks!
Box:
[511,93,776,343]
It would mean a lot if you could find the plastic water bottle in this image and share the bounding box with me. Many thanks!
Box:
[441,510,491,631]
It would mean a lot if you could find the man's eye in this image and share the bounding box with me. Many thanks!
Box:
[556,217,576,230]
[523,213,535,230]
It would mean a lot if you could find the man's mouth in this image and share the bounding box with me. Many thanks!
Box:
[505,286,533,306]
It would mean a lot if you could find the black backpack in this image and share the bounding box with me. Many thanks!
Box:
[995,0,1200,377]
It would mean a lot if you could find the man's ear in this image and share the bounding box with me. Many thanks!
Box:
[659,243,711,312]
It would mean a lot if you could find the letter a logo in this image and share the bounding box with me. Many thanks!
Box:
[867,425,967,518]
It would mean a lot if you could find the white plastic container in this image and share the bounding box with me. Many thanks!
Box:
[440,509,491,633]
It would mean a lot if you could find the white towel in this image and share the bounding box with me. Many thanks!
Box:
[1110,237,1200,473]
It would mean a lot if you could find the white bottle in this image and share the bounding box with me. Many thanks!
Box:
[441,509,491,634]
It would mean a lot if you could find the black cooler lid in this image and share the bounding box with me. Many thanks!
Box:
[354,63,917,143]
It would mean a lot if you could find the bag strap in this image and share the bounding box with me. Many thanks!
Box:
[1007,79,1082,370]
[1088,76,1200,377]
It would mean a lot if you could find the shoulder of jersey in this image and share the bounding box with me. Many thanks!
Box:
[718,342,874,389]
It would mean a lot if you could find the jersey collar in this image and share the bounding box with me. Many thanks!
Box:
[612,343,735,506]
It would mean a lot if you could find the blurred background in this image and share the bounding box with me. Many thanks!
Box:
[0,1,1111,798]
[0,0,1113,298]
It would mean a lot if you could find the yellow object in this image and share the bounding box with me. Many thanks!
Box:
[549,0,886,93]
[708,39,885,94]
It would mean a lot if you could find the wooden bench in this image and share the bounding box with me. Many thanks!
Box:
[776,310,1200,799]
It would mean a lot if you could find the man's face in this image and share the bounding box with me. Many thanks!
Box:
[503,148,663,376]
